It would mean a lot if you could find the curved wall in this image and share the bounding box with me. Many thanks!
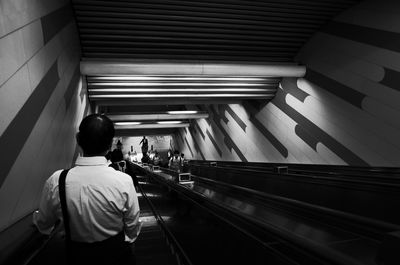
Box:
[0,0,90,231]
[175,0,400,167]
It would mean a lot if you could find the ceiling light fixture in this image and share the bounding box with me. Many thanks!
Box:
[157,121,182,124]
[90,94,273,98]
[114,122,142,126]
[167,110,198,114]
[89,76,268,81]
[89,82,267,87]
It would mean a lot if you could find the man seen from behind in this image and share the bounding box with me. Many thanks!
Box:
[33,114,141,265]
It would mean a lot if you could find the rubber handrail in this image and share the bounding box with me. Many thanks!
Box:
[138,178,194,265]
[147,168,366,265]
[194,175,400,233]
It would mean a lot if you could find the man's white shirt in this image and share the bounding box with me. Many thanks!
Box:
[33,156,141,243]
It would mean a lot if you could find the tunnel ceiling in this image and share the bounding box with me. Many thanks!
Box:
[72,0,360,61]
[71,0,360,134]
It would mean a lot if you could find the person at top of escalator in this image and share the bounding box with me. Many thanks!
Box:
[151,151,161,166]
[33,114,141,265]
[168,150,182,173]
[139,136,148,155]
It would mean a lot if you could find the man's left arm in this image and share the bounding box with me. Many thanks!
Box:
[32,173,59,235]
[123,183,142,242]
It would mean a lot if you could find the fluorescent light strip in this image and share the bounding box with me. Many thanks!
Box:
[90,94,274,98]
[114,123,189,129]
[157,121,182,124]
[89,88,274,93]
[114,122,142,126]
[89,82,269,86]
[167,110,198,114]
[90,76,268,81]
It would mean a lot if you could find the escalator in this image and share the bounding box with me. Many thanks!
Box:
[139,163,397,265]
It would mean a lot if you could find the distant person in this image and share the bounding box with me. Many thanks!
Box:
[141,153,150,164]
[152,151,162,166]
[33,114,141,265]
[168,150,182,172]
[110,149,139,191]
[180,153,185,166]
[110,149,127,172]
[132,150,138,162]
[167,149,172,160]
[139,136,148,155]
[116,139,123,150]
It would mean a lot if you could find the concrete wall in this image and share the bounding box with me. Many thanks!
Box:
[175,0,400,167]
[0,0,89,231]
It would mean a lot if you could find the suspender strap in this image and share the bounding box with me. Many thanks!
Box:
[59,169,71,242]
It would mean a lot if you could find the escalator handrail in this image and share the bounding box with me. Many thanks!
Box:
[194,175,400,234]
[148,168,362,265]
[138,180,194,265]
[0,212,61,265]
[189,163,400,190]
[188,160,400,177]
[147,169,366,265]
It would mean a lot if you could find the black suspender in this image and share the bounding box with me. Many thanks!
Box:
[59,169,71,243]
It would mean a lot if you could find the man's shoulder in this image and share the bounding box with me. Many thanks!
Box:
[106,167,133,184]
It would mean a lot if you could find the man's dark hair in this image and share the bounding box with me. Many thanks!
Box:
[77,114,115,155]
[174,150,179,155]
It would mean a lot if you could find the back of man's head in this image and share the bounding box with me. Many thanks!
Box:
[77,114,115,156]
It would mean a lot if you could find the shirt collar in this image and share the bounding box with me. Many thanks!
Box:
[75,156,107,166]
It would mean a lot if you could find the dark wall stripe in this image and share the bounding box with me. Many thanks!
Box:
[243,101,289,158]
[189,125,197,135]
[209,106,247,162]
[174,135,181,151]
[64,65,81,109]
[281,77,309,103]
[295,125,318,151]
[184,137,194,158]
[194,121,205,140]
[243,101,288,157]
[323,21,400,53]
[218,105,229,123]
[225,105,247,132]
[190,133,206,160]
[0,63,60,188]
[41,4,74,44]
[272,85,369,166]
[305,69,365,108]
[206,129,223,157]
[177,129,185,146]
[381,68,400,92]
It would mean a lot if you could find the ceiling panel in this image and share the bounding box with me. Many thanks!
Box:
[72,0,360,62]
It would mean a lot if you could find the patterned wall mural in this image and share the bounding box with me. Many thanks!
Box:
[175,0,400,167]
[0,0,89,231]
